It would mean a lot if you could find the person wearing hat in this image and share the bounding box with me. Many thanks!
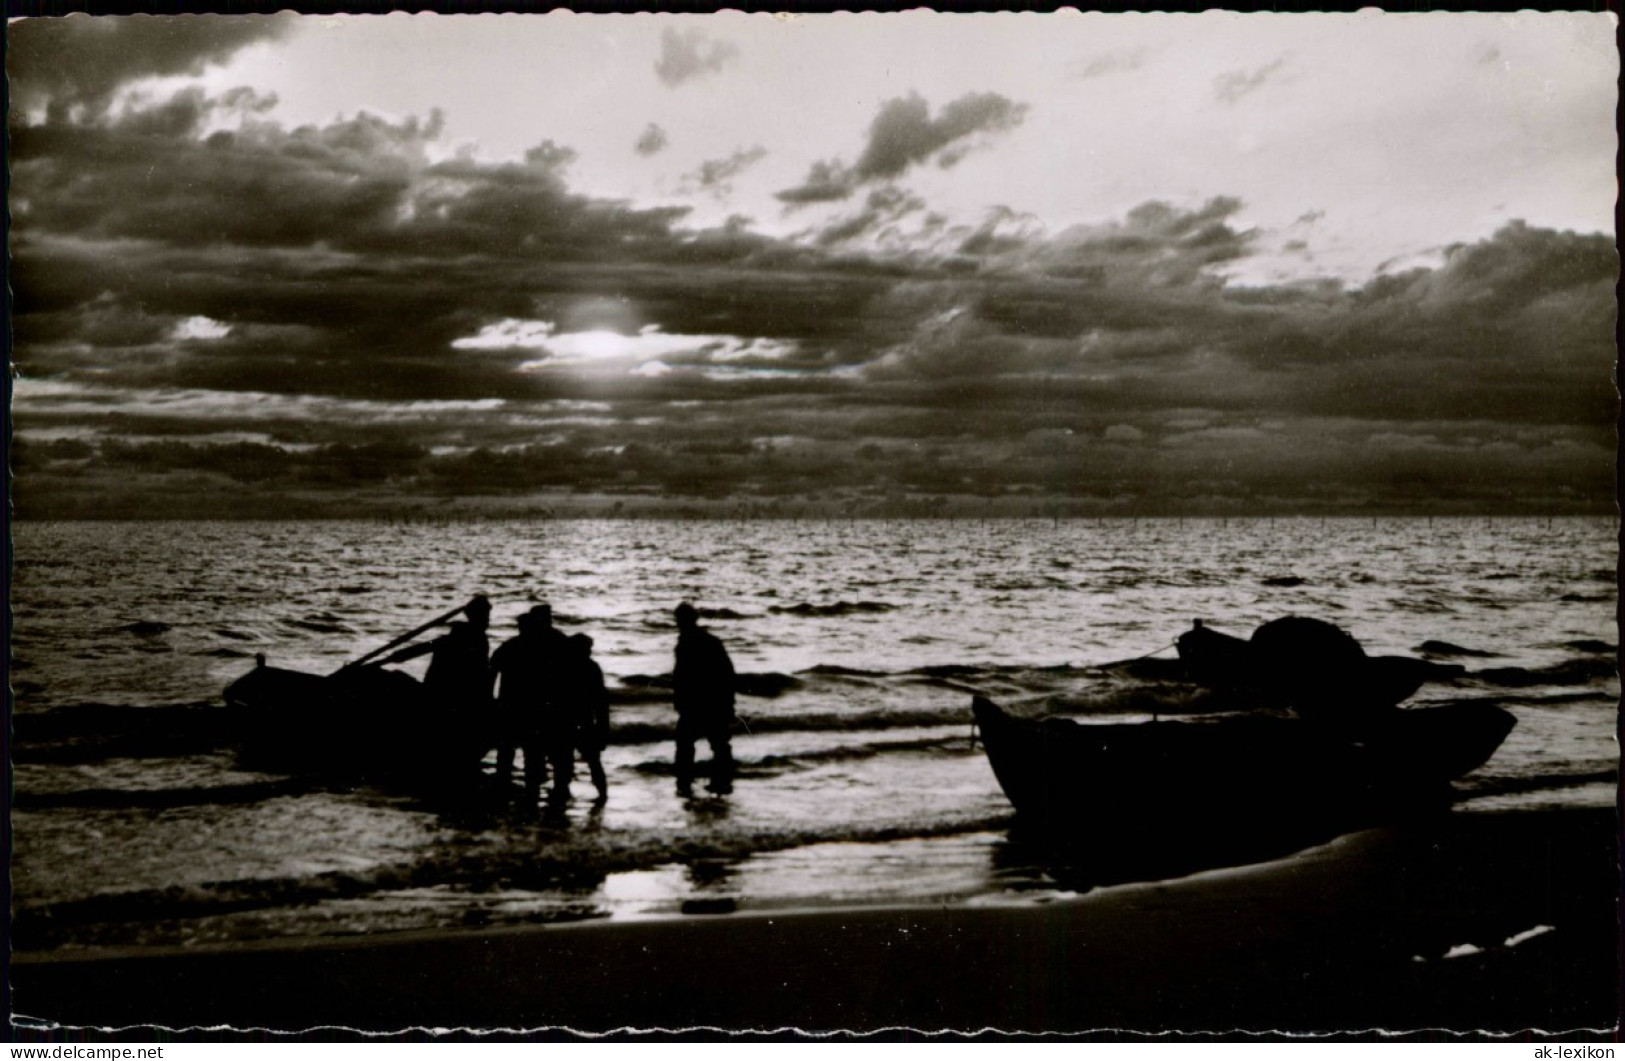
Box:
[382,595,493,774]
[489,603,569,801]
[671,602,736,795]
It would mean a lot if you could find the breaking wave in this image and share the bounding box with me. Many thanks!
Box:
[769,600,898,618]
[1469,658,1619,689]
[10,809,1015,951]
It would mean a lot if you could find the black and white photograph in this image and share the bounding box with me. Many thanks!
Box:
[6,9,1619,1039]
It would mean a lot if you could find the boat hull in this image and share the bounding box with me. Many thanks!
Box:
[972,696,1515,847]
[225,662,449,781]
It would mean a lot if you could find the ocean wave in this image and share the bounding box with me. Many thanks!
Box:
[801,663,889,679]
[612,671,800,700]
[1457,768,1619,801]
[1085,657,1190,682]
[15,639,1603,767]
[607,706,972,746]
[635,658,1191,712]
[1469,658,1619,689]
[911,663,984,680]
[897,657,1190,691]
[1471,690,1616,709]
[11,808,1015,952]
[119,621,171,636]
[1390,596,1457,615]
[13,778,314,811]
[628,734,964,778]
[282,618,354,635]
[696,607,756,621]
[768,600,898,618]
[12,866,416,952]
[13,702,235,763]
[606,677,677,706]
[733,672,801,697]
[1416,640,1500,659]
[754,735,966,767]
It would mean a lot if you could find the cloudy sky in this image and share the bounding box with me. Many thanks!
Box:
[9,12,1617,517]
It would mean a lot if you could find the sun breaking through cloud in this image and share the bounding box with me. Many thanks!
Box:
[7,12,1616,518]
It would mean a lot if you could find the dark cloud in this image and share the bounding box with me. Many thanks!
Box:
[654,27,740,88]
[955,205,1044,258]
[634,123,669,156]
[776,159,857,205]
[978,196,1257,293]
[9,74,1613,518]
[679,145,767,196]
[1248,221,1618,425]
[854,92,1028,179]
[8,14,292,124]
[778,91,1028,204]
[811,186,927,247]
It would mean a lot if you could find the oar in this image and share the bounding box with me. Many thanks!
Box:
[337,600,474,673]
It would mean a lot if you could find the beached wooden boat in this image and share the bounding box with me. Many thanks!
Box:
[225,657,446,779]
[972,695,1515,844]
[1176,617,1465,715]
[226,599,497,782]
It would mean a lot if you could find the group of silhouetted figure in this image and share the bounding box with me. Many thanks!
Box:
[365,596,736,802]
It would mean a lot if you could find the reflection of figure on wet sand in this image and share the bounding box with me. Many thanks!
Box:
[558,633,610,803]
[672,602,736,796]
[679,857,740,915]
[488,604,566,801]
[381,594,492,776]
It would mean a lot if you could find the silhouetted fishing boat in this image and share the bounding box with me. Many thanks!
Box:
[225,657,442,779]
[971,695,1515,844]
[225,598,496,782]
[1176,617,1466,715]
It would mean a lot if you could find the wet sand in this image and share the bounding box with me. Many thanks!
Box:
[11,808,1618,1037]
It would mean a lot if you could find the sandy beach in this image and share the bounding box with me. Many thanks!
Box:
[11,807,1617,1037]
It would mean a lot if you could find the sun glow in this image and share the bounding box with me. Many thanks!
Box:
[454,317,797,375]
[171,316,232,341]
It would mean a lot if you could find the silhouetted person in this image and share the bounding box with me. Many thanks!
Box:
[672,602,736,795]
[382,595,492,773]
[556,633,610,802]
[488,604,568,799]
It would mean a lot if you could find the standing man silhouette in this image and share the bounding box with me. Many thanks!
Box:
[556,633,611,803]
[381,595,493,777]
[488,604,567,802]
[672,602,736,795]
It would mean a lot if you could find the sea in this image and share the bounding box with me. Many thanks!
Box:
[10,517,1619,954]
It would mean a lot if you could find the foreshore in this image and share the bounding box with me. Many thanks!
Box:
[11,807,1618,1038]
